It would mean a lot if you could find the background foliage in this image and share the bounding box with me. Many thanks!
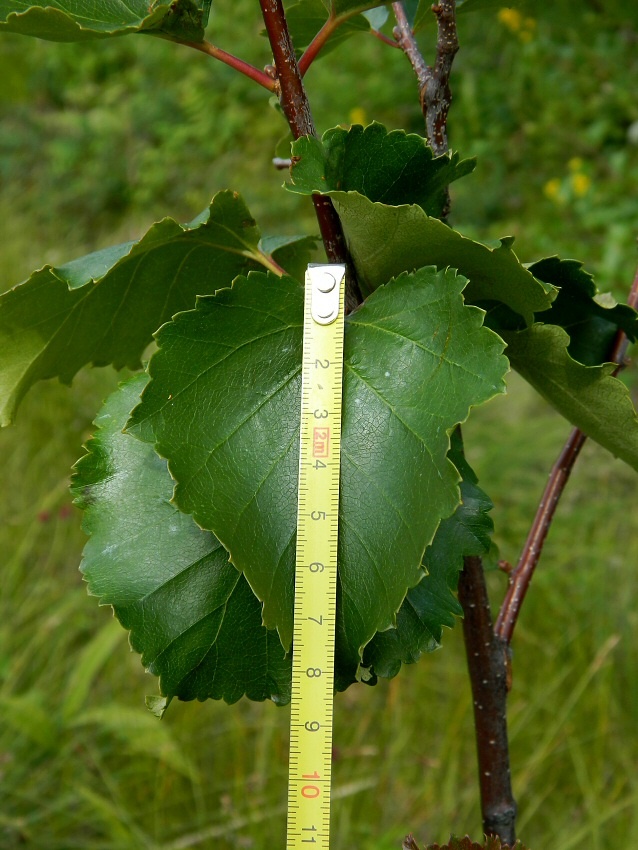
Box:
[1,0,637,847]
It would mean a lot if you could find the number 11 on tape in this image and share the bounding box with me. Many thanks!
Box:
[286,264,346,850]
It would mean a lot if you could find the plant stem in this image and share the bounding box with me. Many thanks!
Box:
[180,40,277,91]
[259,0,362,309]
[298,15,337,77]
[494,427,586,644]
[393,4,515,838]
[298,11,400,77]
[458,556,517,845]
[393,1,458,158]
[495,264,638,644]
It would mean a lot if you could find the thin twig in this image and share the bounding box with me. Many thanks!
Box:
[259,0,363,310]
[371,29,402,49]
[458,557,517,845]
[494,428,587,644]
[393,1,458,157]
[180,40,277,91]
[298,15,337,77]
[495,264,638,644]
[392,3,429,90]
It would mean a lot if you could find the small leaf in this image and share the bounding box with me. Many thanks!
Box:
[362,6,389,29]
[502,323,638,472]
[526,256,638,365]
[71,374,291,705]
[0,191,292,426]
[0,0,210,42]
[361,434,494,681]
[128,267,507,679]
[288,124,475,219]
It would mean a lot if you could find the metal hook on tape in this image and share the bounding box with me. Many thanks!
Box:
[307,264,346,325]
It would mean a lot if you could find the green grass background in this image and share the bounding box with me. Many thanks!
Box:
[1,1,638,847]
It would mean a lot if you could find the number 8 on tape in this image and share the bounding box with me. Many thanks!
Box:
[286,264,346,850]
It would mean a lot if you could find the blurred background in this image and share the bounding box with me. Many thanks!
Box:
[1,1,638,847]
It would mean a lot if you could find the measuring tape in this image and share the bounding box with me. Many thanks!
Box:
[286,264,346,850]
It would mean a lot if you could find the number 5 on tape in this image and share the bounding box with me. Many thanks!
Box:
[286,264,346,850]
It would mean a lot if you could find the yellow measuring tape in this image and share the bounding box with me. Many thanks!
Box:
[286,264,346,850]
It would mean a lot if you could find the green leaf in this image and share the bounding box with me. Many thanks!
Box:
[288,124,476,219]
[316,193,554,322]
[128,267,507,679]
[361,6,388,29]
[71,373,291,705]
[526,256,638,365]
[331,0,391,14]
[361,434,494,682]
[0,0,210,42]
[502,323,638,472]
[0,190,295,426]
[286,136,555,320]
[260,234,318,283]
[285,0,369,57]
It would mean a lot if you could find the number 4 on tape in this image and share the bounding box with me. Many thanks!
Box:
[286,264,346,850]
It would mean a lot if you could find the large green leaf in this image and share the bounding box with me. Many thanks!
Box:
[527,257,638,365]
[502,323,638,472]
[287,158,555,321]
[360,434,494,682]
[128,267,507,679]
[71,373,291,706]
[0,191,308,426]
[288,123,475,219]
[0,0,210,41]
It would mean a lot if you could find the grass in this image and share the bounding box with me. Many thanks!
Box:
[1,345,637,849]
[1,5,638,846]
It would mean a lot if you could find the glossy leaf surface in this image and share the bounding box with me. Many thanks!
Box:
[72,374,291,705]
[288,123,475,219]
[502,323,638,471]
[0,0,210,41]
[129,267,507,678]
[287,144,555,320]
[527,256,638,365]
[0,191,303,426]
[361,436,494,682]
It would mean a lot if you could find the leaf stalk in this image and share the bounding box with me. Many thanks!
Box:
[180,39,277,91]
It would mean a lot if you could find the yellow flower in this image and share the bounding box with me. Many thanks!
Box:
[498,9,536,41]
[571,172,591,197]
[348,107,367,127]
[497,8,523,31]
[568,157,584,172]
[543,178,562,202]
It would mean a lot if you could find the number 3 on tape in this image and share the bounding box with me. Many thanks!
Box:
[286,264,346,850]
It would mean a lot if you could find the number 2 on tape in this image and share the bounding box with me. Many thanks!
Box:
[286,264,346,850]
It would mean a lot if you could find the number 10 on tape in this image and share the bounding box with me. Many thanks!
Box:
[286,264,346,850]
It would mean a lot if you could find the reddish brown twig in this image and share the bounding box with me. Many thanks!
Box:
[458,557,517,845]
[259,0,362,309]
[495,265,638,644]
[494,427,587,643]
[180,40,277,91]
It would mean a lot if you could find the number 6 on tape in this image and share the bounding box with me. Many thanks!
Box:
[286,264,346,850]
